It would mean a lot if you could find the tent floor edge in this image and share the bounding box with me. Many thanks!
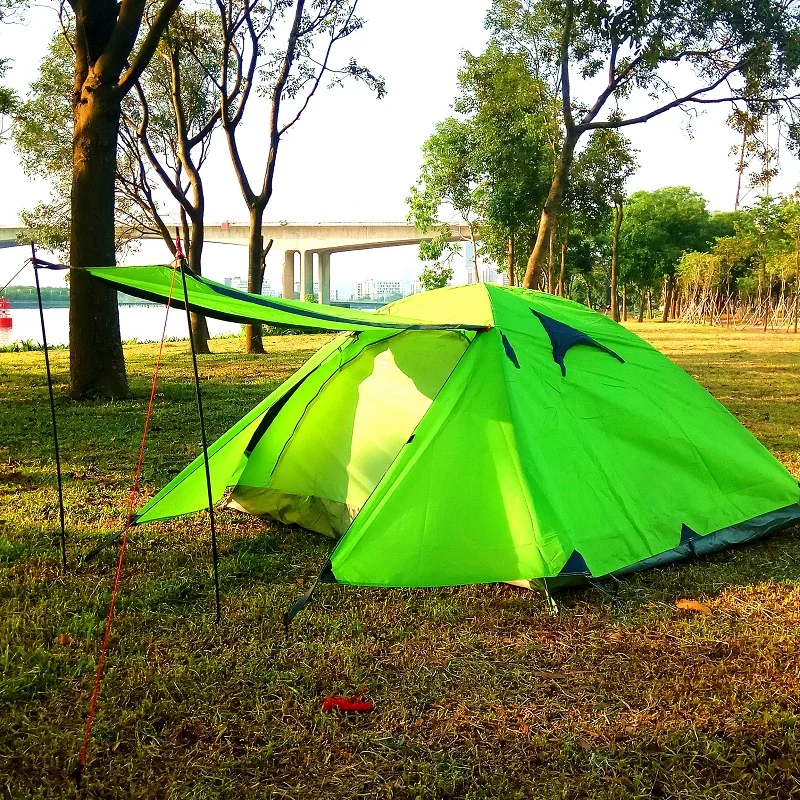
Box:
[533,503,800,594]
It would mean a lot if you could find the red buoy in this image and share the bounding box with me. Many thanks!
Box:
[0,297,12,329]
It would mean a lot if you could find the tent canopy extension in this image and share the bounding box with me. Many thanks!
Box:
[88,268,800,588]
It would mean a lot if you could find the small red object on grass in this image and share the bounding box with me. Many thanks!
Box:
[321,686,373,713]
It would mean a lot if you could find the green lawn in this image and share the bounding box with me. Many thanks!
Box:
[1,324,799,799]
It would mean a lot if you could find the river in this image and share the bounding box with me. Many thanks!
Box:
[0,306,243,349]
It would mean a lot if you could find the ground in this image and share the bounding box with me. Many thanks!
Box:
[1,323,799,800]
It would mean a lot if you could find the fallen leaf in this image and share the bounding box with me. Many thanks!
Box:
[531,670,567,680]
[676,599,712,615]
[774,759,792,772]
[57,633,73,646]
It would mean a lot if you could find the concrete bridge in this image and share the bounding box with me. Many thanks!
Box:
[201,222,469,302]
[0,222,470,302]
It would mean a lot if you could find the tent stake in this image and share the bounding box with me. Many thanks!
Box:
[31,243,67,571]
[177,240,221,623]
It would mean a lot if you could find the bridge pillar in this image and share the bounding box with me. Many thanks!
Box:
[300,250,314,300]
[282,251,296,299]
[318,252,330,304]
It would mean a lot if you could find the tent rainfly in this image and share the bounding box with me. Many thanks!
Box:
[88,266,800,592]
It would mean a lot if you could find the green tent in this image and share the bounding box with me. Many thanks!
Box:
[89,266,800,588]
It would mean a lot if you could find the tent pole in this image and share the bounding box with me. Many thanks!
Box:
[177,237,221,622]
[31,243,67,571]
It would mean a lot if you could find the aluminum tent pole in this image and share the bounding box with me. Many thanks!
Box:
[176,233,221,622]
[31,242,67,571]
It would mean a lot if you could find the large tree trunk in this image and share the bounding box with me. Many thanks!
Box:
[522,135,577,289]
[69,77,127,398]
[637,291,645,323]
[187,221,210,354]
[610,201,623,322]
[622,285,627,321]
[246,204,266,354]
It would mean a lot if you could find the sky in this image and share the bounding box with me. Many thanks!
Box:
[1,1,799,294]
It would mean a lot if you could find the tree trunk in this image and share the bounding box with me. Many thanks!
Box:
[547,224,555,293]
[69,78,127,398]
[471,230,480,283]
[522,134,578,289]
[647,290,653,319]
[637,291,645,323]
[246,204,266,354]
[661,275,673,323]
[610,201,623,321]
[622,285,627,321]
[558,228,568,297]
[507,235,515,287]
[794,237,799,334]
[187,220,210,354]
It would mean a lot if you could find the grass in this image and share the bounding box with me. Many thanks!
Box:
[1,323,799,799]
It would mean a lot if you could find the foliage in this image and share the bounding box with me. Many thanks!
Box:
[457,46,555,281]
[0,58,16,140]
[663,191,800,327]
[618,187,714,292]
[407,117,481,268]
[216,0,384,353]
[12,33,151,258]
[419,261,454,291]
[485,0,800,286]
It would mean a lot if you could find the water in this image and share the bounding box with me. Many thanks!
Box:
[0,306,243,348]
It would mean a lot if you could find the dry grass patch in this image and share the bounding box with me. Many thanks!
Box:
[0,325,799,799]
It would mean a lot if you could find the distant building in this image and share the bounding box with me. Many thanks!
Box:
[467,265,509,286]
[225,275,280,297]
[353,278,403,301]
[464,241,509,287]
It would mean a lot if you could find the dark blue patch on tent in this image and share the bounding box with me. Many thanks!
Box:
[500,331,520,369]
[531,309,624,376]
[680,524,701,545]
[559,550,589,576]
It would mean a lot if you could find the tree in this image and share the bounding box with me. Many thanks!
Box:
[419,261,454,291]
[618,187,714,319]
[57,0,181,398]
[0,59,16,141]
[457,46,555,287]
[407,118,480,281]
[216,0,384,353]
[14,33,159,259]
[408,45,556,288]
[485,0,800,289]
[780,193,800,333]
[127,9,224,354]
[568,128,637,318]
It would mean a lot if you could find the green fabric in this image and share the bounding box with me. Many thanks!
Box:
[128,280,800,587]
[133,333,351,524]
[230,330,470,535]
[85,265,486,332]
[330,286,800,585]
